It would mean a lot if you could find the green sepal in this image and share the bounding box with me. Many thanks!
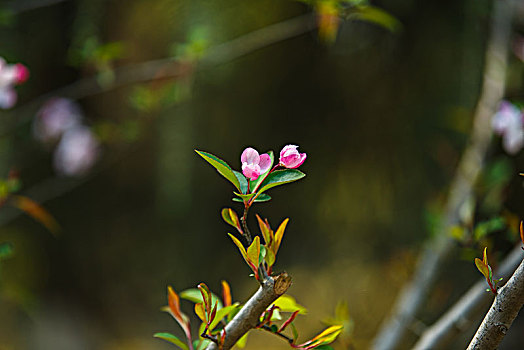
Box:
[232,193,271,203]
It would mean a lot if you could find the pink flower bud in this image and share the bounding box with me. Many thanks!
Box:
[241,147,271,181]
[13,63,29,85]
[279,145,306,169]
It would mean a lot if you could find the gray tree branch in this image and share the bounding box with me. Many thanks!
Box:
[205,272,292,350]
[413,245,524,350]
[372,0,516,349]
[467,253,524,349]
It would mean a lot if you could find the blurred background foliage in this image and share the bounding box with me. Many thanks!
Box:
[0,0,523,349]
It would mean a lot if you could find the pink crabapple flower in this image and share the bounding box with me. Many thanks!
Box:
[0,57,29,109]
[241,147,271,181]
[279,145,306,169]
[491,100,524,155]
[33,98,83,143]
[53,125,100,177]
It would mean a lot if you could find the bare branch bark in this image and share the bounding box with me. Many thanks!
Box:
[372,0,516,349]
[467,253,524,349]
[205,272,292,350]
[413,245,524,350]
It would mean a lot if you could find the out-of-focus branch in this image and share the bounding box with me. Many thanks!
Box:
[6,0,71,14]
[205,273,292,350]
[2,13,315,136]
[371,0,516,349]
[466,253,524,349]
[413,245,524,350]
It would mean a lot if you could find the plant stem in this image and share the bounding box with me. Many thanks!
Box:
[260,325,294,344]
[241,205,252,245]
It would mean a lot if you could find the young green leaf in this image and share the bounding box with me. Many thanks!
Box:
[274,218,289,254]
[256,169,305,196]
[195,150,241,191]
[273,294,307,314]
[153,332,189,350]
[233,170,248,194]
[221,208,243,234]
[228,233,258,276]
[297,325,344,349]
[246,236,261,270]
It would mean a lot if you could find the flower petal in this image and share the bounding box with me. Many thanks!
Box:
[259,153,271,173]
[241,147,260,165]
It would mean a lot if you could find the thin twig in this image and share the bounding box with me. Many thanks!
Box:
[372,0,516,348]
[260,325,294,344]
[467,253,524,349]
[412,245,524,350]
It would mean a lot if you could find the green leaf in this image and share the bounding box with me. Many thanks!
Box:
[247,236,261,268]
[180,288,223,310]
[221,208,242,233]
[154,333,189,350]
[233,170,248,194]
[475,258,490,280]
[273,295,307,314]
[208,304,240,331]
[348,5,402,32]
[228,233,257,273]
[251,151,274,192]
[259,245,267,265]
[474,217,506,240]
[232,193,271,203]
[257,169,305,196]
[195,150,241,191]
[235,332,249,348]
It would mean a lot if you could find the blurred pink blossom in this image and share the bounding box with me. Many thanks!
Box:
[53,126,100,177]
[33,98,83,143]
[241,147,271,181]
[0,57,29,109]
[492,101,524,155]
[279,145,306,169]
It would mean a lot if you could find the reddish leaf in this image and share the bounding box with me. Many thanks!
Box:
[168,286,184,325]
[256,214,272,245]
[221,280,232,307]
[520,221,524,247]
[11,195,60,234]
